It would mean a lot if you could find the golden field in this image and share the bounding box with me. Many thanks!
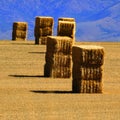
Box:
[0,40,120,120]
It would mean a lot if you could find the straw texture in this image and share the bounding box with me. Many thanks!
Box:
[58,17,75,22]
[44,36,73,78]
[72,45,104,93]
[57,21,76,39]
[12,22,28,41]
[34,16,54,44]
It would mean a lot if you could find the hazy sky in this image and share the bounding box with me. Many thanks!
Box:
[0,0,120,41]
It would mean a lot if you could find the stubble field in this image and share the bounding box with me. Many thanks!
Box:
[0,40,120,120]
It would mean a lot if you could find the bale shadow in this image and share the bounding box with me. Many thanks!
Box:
[9,75,44,78]
[30,90,72,94]
[11,42,34,45]
[28,52,45,54]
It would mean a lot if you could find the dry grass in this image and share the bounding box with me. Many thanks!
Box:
[0,40,120,120]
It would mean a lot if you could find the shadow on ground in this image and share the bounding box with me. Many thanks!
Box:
[28,52,45,54]
[11,42,34,45]
[9,75,44,78]
[30,90,72,94]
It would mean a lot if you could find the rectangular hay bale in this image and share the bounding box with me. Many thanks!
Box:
[72,65,103,80]
[13,22,28,31]
[72,79,102,93]
[34,27,53,37]
[45,53,72,67]
[35,16,54,28]
[58,17,75,22]
[34,16,54,44]
[40,37,48,45]
[72,45,104,66]
[47,36,73,55]
[72,45,104,93]
[12,30,27,38]
[44,36,73,78]
[57,21,76,39]
[44,63,71,78]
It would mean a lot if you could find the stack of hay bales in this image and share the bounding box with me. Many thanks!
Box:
[34,16,54,45]
[57,17,76,42]
[12,22,28,41]
[72,45,104,93]
[44,36,73,78]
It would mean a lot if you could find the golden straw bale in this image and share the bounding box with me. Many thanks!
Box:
[57,21,76,39]
[34,16,54,44]
[35,16,54,28]
[35,27,53,37]
[12,30,27,38]
[45,53,72,78]
[44,63,71,78]
[72,45,104,93]
[47,36,73,55]
[72,79,102,93]
[58,17,75,22]
[12,22,27,41]
[12,37,26,41]
[72,45,104,66]
[44,36,73,78]
[72,66,103,80]
[13,22,28,31]
[45,54,72,67]
[40,37,48,45]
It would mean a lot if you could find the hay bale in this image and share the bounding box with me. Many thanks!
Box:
[72,45,104,66]
[58,17,75,22]
[40,37,48,45]
[44,63,71,78]
[72,66,103,80]
[12,30,27,38]
[45,54,72,67]
[72,45,104,93]
[12,22,28,41]
[72,79,102,93]
[12,37,26,41]
[13,22,28,31]
[34,27,53,37]
[57,21,76,39]
[34,16,54,44]
[44,36,73,78]
[35,16,54,28]
[47,36,73,55]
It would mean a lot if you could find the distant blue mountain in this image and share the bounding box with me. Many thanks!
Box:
[0,0,120,41]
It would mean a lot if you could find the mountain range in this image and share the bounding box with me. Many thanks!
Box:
[0,0,120,41]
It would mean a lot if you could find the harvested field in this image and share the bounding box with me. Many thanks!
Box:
[0,40,120,120]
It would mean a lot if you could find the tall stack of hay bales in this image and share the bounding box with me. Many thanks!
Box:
[72,45,104,93]
[44,36,73,78]
[34,16,54,45]
[12,22,28,41]
[57,17,76,42]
